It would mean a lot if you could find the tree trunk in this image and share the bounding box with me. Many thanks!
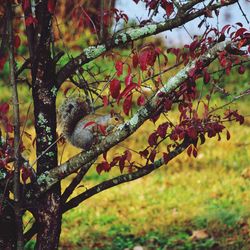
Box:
[32,73,61,248]
[31,3,62,244]
[35,186,61,249]
[32,80,62,249]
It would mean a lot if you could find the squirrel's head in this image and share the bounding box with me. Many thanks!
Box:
[109,110,124,126]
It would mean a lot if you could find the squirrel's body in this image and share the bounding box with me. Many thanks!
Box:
[58,98,124,150]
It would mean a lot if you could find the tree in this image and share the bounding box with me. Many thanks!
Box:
[0,0,249,249]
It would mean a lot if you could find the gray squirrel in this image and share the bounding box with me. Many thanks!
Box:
[58,98,124,150]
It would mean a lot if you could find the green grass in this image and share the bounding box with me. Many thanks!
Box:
[58,167,250,249]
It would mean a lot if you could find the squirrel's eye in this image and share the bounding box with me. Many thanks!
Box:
[115,117,119,121]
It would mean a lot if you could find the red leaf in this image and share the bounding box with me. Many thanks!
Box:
[157,123,168,138]
[123,94,133,116]
[96,161,111,174]
[124,150,132,162]
[103,152,107,160]
[103,161,110,171]
[14,35,21,49]
[200,134,205,145]
[119,156,126,173]
[238,65,245,74]
[6,124,13,133]
[193,147,198,158]
[149,149,156,163]
[237,38,247,49]
[110,79,121,99]
[125,73,132,86]
[115,60,123,76]
[25,15,38,26]
[155,47,162,54]
[203,69,210,84]
[187,127,197,139]
[0,103,9,114]
[236,22,243,27]
[150,114,160,123]
[137,94,145,106]
[96,163,103,174]
[218,34,226,42]
[110,156,121,167]
[96,161,110,174]
[187,145,192,157]
[47,0,56,14]
[118,83,137,101]
[98,124,107,135]
[132,53,139,68]
[164,99,172,111]
[102,95,108,107]
[83,121,96,129]
[147,51,157,67]
[138,50,148,71]
[165,2,174,17]
[21,166,32,184]
[22,0,30,11]
[163,152,170,163]
[0,56,7,71]
[226,130,230,140]
[189,40,200,52]
[139,149,149,158]
[221,24,231,35]
[234,27,247,38]
[148,132,158,147]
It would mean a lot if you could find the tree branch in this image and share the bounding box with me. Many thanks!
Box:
[63,138,191,212]
[15,58,31,78]
[61,160,95,204]
[22,0,35,59]
[7,1,24,248]
[55,0,237,88]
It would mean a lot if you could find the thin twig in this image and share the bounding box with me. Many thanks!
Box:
[237,1,249,24]
[7,1,24,248]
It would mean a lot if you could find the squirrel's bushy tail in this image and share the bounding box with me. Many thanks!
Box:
[58,97,91,141]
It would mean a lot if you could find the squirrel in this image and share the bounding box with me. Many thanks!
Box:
[58,97,124,150]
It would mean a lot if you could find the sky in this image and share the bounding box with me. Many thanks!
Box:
[116,0,250,46]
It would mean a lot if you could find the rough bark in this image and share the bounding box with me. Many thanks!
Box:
[28,1,61,249]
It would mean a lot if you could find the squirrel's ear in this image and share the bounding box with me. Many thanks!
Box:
[110,109,115,117]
